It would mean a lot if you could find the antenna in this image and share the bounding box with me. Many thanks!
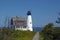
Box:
[4,16,8,27]
[8,17,10,27]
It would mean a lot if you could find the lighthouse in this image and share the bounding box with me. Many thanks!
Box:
[27,11,33,31]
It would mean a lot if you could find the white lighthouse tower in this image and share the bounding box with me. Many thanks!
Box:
[27,11,33,31]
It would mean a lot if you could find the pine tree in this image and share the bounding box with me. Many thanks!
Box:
[56,13,60,23]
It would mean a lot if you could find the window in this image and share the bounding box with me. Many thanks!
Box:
[23,26,26,28]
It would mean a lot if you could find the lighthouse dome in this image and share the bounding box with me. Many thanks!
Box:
[27,11,31,15]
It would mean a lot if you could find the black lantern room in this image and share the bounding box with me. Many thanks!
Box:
[27,11,31,15]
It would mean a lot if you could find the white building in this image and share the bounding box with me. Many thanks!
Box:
[10,11,33,31]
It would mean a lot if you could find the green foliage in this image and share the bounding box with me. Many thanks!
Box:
[44,23,53,29]
[40,23,60,40]
[0,28,35,40]
[40,23,54,40]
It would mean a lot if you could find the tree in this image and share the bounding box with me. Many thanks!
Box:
[44,23,54,40]
[44,23,53,30]
[56,13,60,23]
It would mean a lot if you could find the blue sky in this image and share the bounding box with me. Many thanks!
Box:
[0,0,60,27]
